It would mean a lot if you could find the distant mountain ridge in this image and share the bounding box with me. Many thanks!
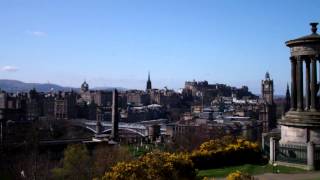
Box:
[0,79,126,93]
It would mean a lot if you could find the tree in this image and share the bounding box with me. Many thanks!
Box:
[92,145,133,177]
[52,144,92,180]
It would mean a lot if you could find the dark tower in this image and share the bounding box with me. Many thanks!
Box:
[261,72,274,105]
[146,72,152,91]
[111,89,119,141]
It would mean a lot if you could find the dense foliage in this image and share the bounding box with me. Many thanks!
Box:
[190,138,260,169]
[226,171,253,180]
[101,137,261,179]
[52,144,92,180]
[101,151,196,180]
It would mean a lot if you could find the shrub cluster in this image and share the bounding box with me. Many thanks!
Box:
[102,151,196,180]
[226,170,254,180]
[190,139,260,169]
[101,138,260,179]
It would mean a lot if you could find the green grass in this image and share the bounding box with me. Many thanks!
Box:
[197,164,307,178]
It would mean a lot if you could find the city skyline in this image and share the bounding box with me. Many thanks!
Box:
[1,0,319,94]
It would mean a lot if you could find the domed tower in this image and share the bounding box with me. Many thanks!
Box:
[274,23,320,170]
[80,81,89,93]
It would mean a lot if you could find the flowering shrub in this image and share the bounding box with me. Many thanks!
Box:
[101,138,261,179]
[226,171,253,180]
[199,136,236,152]
[101,151,196,180]
[191,139,260,169]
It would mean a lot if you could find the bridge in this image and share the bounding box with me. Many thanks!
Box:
[69,119,167,137]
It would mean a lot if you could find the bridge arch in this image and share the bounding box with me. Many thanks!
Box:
[103,128,147,137]
[68,122,97,134]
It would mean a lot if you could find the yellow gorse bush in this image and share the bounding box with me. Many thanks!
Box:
[102,151,196,180]
[226,170,253,180]
[196,138,259,156]
[190,138,261,169]
[101,138,260,180]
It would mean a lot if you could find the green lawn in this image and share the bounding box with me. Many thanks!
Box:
[197,164,307,178]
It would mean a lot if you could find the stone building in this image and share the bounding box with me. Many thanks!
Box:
[43,93,55,118]
[26,89,43,121]
[0,91,26,121]
[126,90,150,106]
[54,91,77,120]
[149,89,181,108]
[183,80,256,106]
[92,91,112,107]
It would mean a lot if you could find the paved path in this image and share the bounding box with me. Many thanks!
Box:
[254,172,320,180]
[216,172,320,180]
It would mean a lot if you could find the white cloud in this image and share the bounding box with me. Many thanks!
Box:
[27,31,47,37]
[1,65,19,72]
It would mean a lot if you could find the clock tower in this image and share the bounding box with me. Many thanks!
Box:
[261,72,274,104]
[260,72,276,133]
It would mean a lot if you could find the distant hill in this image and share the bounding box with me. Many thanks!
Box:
[92,86,127,92]
[0,79,72,92]
[0,79,126,93]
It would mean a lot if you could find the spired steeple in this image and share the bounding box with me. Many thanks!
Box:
[285,83,291,113]
[146,72,152,91]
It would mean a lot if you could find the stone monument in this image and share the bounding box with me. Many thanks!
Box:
[276,22,320,170]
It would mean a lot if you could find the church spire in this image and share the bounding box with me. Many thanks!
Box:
[285,83,291,113]
[146,71,152,91]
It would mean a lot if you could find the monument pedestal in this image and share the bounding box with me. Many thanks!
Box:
[279,111,320,145]
[273,111,320,170]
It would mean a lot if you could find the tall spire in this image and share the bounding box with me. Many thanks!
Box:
[146,71,152,91]
[285,83,291,113]
[286,83,290,96]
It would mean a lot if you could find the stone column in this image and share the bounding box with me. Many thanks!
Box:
[306,59,311,110]
[262,133,266,152]
[269,137,276,164]
[96,119,102,135]
[297,56,304,111]
[291,57,297,111]
[307,141,315,171]
[311,56,317,111]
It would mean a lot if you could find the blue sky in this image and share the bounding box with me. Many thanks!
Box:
[0,0,319,94]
